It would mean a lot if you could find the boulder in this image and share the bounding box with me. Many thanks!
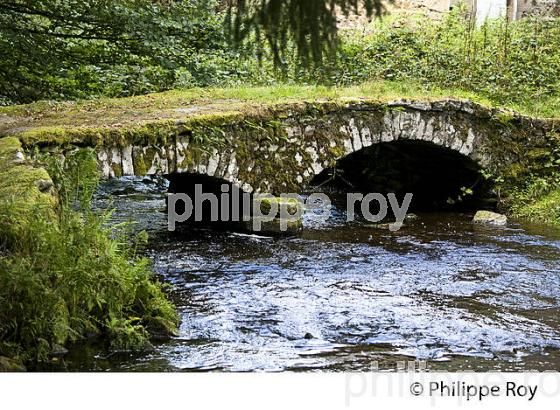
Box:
[242,215,303,236]
[244,196,304,236]
[472,210,507,226]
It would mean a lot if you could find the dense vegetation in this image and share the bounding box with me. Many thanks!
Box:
[2,2,560,114]
[226,0,386,68]
[0,145,178,365]
[0,0,386,104]
[0,0,239,104]
[333,11,560,113]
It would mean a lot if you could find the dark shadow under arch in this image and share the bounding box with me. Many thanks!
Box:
[166,173,252,231]
[311,140,496,212]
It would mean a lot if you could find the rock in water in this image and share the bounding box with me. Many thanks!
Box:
[243,196,304,236]
[472,210,507,226]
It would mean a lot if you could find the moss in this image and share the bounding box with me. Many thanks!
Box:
[15,127,71,146]
[526,148,551,160]
[0,137,57,233]
[492,111,517,127]
[255,196,303,215]
[502,163,526,179]
[111,162,123,177]
[0,136,22,156]
[17,121,178,148]
[132,148,148,176]
[0,356,26,372]
[327,144,346,159]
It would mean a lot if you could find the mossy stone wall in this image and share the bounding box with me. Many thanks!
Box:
[15,99,560,196]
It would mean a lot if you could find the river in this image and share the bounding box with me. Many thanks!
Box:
[50,176,560,371]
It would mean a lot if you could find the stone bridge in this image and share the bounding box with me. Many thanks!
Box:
[4,98,560,196]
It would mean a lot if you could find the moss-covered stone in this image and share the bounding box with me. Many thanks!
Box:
[0,137,58,239]
[254,196,303,215]
[242,216,303,236]
[473,210,508,226]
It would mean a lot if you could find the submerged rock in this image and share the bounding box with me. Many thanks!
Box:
[242,216,303,236]
[50,344,69,356]
[367,222,393,230]
[367,221,407,231]
[472,210,507,226]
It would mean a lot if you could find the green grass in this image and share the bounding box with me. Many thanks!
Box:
[513,188,560,226]
[2,80,558,138]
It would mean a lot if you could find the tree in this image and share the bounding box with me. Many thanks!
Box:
[0,0,223,103]
[226,0,388,68]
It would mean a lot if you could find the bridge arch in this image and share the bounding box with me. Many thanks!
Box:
[311,138,492,211]
[27,99,549,199]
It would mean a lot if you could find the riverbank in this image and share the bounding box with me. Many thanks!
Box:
[0,137,178,368]
[511,188,560,227]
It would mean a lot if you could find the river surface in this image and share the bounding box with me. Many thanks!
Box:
[54,177,560,371]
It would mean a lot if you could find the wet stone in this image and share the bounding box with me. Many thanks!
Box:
[473,210,507,226]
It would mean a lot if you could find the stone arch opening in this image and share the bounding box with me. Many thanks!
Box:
[166,172,252,231]
[310,140,496,212]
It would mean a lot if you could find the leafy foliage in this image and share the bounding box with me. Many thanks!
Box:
[0,148,178,362]
[0,0,240,103]
[507,146,560,225]
[327,9,560,105]
[4,1,559,111]
[0,0,389,103]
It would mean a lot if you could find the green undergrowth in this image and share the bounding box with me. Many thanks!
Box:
[0,142,178,364]
[505,143,560,226]
[495,139,560,226]
[509,175,560,226]
[514,188,560,226]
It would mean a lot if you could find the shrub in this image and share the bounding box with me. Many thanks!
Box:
[328,10,560,107]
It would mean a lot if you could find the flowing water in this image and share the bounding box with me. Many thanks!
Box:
[52,177,560,371]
